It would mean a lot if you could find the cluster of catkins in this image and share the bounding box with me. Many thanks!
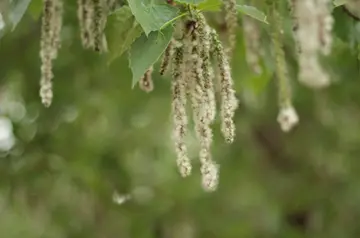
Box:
[152,13,238,192]
[267,0,333,133]
[40,0,115,107]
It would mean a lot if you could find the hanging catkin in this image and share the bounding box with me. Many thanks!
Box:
[171,43,192,177]
[291,0,330,88]
[223,0,238,59]
[40,0,63,107]
[92,0,108,52]
[160,40,174,76]
[189,13,219,192]
[77,0,94,49]
[270,1,299,132]
[139,66,154,93]
[243,15,263,74]
[211,29,238,143]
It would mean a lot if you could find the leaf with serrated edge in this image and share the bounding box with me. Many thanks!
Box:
[106,6,143,64]
[128,0,178,36]
[129,26,173,87]
[237,5,268,24]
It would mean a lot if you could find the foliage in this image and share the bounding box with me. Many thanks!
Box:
[0,0,360,237]
[129,26,173,86]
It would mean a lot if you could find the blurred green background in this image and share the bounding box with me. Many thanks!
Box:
[1,0,360,237]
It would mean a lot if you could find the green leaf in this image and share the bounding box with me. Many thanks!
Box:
[237,5,268,24]
[175,0,206,5]
[198,0,222,11]
[333,0,346,7]
[129,26,174,87]
[127,0,178,36]
[106,6,143,64]
[9,0,32,31]
[27,0,43,21]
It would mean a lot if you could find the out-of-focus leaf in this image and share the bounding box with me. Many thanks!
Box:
[0,17,5,40]
[343,0,360,19]
[175,0,206,5]
[129,26,173,87]
[106,6,143,64]
[237,5,268,24]
[127,0,178,36]
[9,0,32,31]
[27,0,43,21]
[333,0,346,7]
[0,13,5,32]
[198,0,222,11]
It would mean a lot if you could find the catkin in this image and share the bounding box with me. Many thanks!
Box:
[78,0,90,48]
[291,0,330,88]
[211,29,238,143]
[243,16,263,74]
[171,44,192,177]
[106,0,117,12]
[40,0,63,107]
[198,14,216,125]
[270,2,299,132]
[192,15,219,191]
[200,149,219,192]
[139,66,154,93]
[93,0,105,52]
[160,40,174,76]
[317,0,333,55]
[223,0,238,59]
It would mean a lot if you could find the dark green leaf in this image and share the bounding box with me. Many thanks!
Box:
[127,0,178,36]
[106,6,143,64]
[129,26,174,87]
[237,5,268,24]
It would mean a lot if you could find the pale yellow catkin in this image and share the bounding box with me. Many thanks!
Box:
[317,0,333,56]
[78,0,94,48]
[171,44,192,177]
[40,0,63,107]
[198,14,216,125]
[270,2,299,132]
[211,29,238,143]
[182,14,220,192]
[223,0,238,59]
[243,15,263,74]
[292,0,330,88]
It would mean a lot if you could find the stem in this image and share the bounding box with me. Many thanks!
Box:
[160,12,189,30]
